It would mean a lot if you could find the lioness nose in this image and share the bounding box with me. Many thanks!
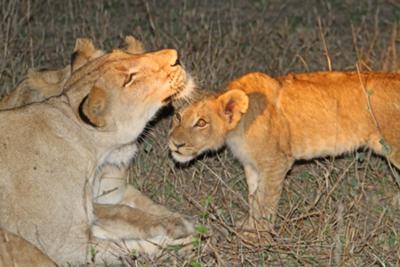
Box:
[167,49,179,66]
[155,49,179,66]
[171,57,180,67]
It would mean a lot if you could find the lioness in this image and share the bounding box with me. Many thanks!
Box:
[169,71,400,239]
[0,47,195,265]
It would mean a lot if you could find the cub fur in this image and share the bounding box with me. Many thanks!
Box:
[169,71,400,239]
[0,46,195,265]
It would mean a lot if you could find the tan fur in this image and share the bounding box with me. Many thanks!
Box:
[0,46,195,265]
[169,71,400,240]
[0,228,57,267]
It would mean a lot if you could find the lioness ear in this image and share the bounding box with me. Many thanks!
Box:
[123,35,145,54]
[24,66,70,99]
[71,38,104,71]
[79,86,108,128]
[217,89,249,129]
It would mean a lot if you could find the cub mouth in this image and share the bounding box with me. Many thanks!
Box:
[171,151,194,163]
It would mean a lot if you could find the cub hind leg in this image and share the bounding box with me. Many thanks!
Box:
[388,149,400,170]
[367,134,400,170]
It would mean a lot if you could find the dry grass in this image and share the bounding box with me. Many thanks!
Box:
[1,0,400,266]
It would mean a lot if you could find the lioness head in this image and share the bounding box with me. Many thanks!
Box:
[64,48,194,138]
[168,89,248,163]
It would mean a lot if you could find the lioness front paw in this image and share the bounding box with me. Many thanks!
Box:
[161,214,195,239]
[93,204,194,241]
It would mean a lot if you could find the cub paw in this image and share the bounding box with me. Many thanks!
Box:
[236,216,273,243]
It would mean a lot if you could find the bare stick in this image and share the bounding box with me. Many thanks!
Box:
[317,17,332,71]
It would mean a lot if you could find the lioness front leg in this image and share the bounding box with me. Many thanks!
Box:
[93,164,194,244]
[94,164,185,217]
[93,143,194,244]
[241,157,291,241]
[95,144,182,217]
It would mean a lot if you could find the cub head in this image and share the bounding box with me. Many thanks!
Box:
[168,89,249,163]
[66,48,194,140]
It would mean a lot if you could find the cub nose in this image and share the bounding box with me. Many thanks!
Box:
[172,140,185,149]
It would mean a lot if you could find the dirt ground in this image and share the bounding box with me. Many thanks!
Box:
[1,0,400,266]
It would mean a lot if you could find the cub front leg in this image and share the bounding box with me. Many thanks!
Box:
[242,157,292,240]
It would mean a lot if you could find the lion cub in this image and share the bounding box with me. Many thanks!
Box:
[169,71,400,238]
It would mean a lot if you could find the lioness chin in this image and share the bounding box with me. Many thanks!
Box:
[0,44,195,265]
[169,71,400,241]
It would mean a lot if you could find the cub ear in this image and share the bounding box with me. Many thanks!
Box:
[123,35,145,54]
[79,86,108,128]
[217,89,249,129]
[71,38,104,71]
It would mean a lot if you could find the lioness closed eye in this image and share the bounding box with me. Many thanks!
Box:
[169,71,400,240]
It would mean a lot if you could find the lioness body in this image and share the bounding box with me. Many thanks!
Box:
[0,101,93,262]
[169,71,400,237]
[0,48,194,265]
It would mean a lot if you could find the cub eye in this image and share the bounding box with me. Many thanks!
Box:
[194,118,207,128]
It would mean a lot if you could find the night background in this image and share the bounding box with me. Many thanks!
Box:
[1,1,399,266]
